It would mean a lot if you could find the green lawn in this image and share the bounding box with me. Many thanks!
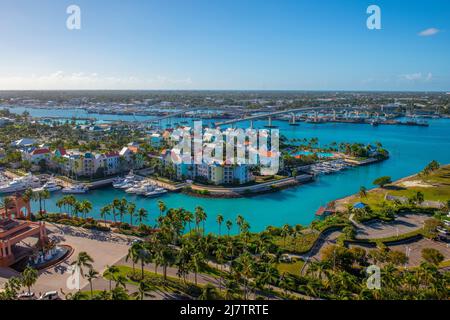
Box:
[273,231,320,254]
[340,165,450,212]
[277,260,305,276]
[104,265,204,297]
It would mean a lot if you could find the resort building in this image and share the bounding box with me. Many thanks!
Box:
[0,195,47,268]
[162,150,253,185]
[21,147,51,164]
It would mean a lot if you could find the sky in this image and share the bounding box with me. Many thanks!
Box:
[0,0,449,91]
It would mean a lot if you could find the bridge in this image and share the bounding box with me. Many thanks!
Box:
[214,106,358,127]
[143,110,191,123]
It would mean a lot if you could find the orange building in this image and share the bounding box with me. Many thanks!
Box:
[0,195,48,267]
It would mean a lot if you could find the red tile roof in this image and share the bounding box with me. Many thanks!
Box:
[31,148,50,155]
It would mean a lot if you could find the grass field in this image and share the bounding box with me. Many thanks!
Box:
[336,165,450,212]
[277,260,305,276]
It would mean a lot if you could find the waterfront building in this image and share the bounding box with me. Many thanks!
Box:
[21,147,51,164]
[104,152,120,175]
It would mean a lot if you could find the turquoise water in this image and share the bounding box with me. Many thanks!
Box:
[4,107,450,234]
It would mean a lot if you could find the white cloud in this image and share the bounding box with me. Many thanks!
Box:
[418,28,440,37]
[0,71,193,90]
[399,72,433,82]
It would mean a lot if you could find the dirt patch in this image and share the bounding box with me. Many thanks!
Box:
[400,180,434,188]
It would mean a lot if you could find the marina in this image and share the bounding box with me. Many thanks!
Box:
[1,112,446,234]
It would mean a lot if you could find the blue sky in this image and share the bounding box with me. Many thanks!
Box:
[0,0,449,91]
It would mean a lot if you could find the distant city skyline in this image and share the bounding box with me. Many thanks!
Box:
[0,0,449,91]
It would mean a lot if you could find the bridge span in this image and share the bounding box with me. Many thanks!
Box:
[214,106,356,127]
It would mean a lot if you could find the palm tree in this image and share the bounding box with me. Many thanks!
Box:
[41,189,50,212]
[215,245,226,291]
[191,251,205,286]
[226,220,233,237]
[137,208,148,226]
[281,224,292,247]
[113,274,128,289]
[0,196,13,219]
[195,206,207,235]
[100,205,111,226]
[134,281,152,300]
[104,265,119,292]
[157,200,166,217]
[56,198,65,214]
[184,210,194,233]
[112,198,120,223]
[118,198,128,223]
[79,200,92,219]
[127,202,136,226]
[216,214,224,237]
[71,251,94,285]
[126,242,140,273]
[236,215,244,235]
[135,243,151,280]
[85,268,99,298]
[21,266,39,295]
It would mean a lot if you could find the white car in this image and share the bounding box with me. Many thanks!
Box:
[17,292,36,300]
[39,291,60,300]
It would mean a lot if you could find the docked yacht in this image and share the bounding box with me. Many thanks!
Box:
[61,184,88,194]
[145,187,167,198]
[0,174,41,194]
[35,180,62,193]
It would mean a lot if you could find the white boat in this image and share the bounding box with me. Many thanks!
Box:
[145,187,167,198]
[0,174,41,194]
[112,177,125,188]
[41,180,62,192]
[61,184,88,194]
[119,181,136,189]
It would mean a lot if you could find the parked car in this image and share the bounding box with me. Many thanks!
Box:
[17,292,36,300]
[39,291,61,300]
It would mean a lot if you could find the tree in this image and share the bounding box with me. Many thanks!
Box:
[387,250,409,266]
[226,220,233,237]
[100,205,111,226]
[198,284,218,300]
[422,160,440,175]
[21,266,39,295]
[216,214,224,237]
[104,265,119,292]
[0,197,13,218]
[422,248,444,266]
[423,218,441,239]
[134,281,152,300]
[359,186,367,198]
[71,251,94,285]
[343,225,356,240]
[79,200,92,219]
[137,208,148,225]
[195,206,207,236]
[157,200,166,217]
[373,176,392,188]
[127,202,136,226]
[85,268,99,298]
